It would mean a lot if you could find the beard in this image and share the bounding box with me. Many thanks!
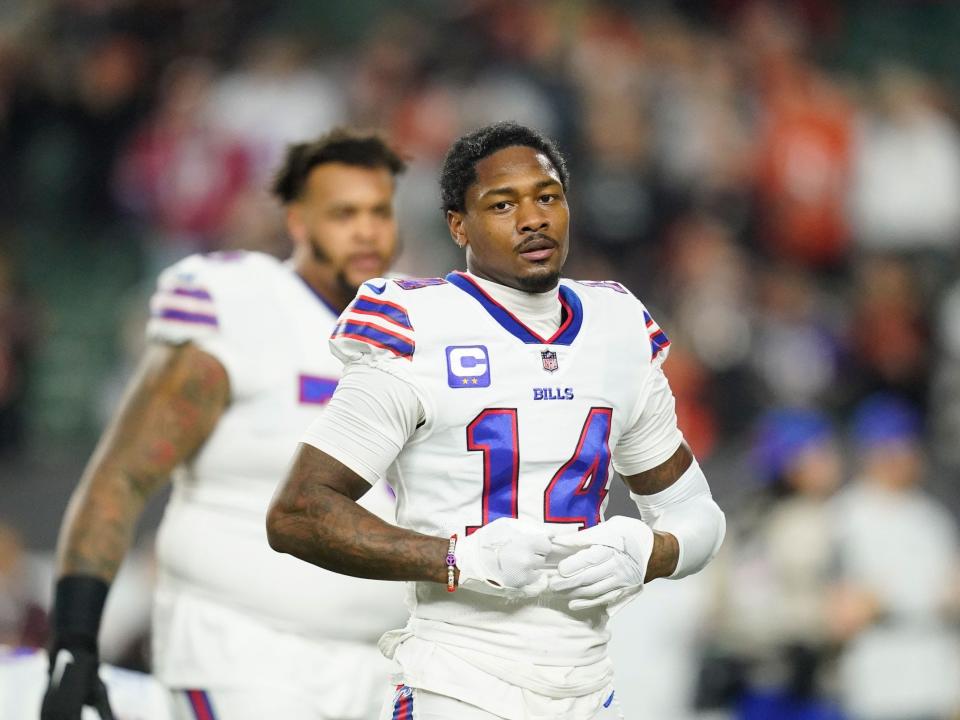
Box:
[517,269,561,293]
[308,233,360,298]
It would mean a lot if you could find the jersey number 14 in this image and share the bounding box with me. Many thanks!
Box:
[465,407,613,534]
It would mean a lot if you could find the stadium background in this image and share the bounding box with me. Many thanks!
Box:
[3,1,960,718]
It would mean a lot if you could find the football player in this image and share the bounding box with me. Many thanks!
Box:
[42,129,410,720]
[268,122,726,720]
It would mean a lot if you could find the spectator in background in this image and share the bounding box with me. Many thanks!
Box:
[574,99,654,269]
[568,1,655,279]
[3,25,148,231]
[752,265,843,411]
[847,258,931,411]
[830,394,960,720]
[659,214,754,438]
[645,17,753,231]
[348,12,428,133]
[848,66,960,279]
[113,58,252,271]
[746,1,854,270]
[701,409,844,720]
[209,34,346,187]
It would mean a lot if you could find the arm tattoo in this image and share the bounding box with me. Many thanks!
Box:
[268,445,449,584]
[58,342,229,580]
[623,442,693,496]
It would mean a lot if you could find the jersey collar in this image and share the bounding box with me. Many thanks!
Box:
[445,271,583,346]
[293,271,343,317]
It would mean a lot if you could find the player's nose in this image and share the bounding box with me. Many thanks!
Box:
[352,214,379,244]
[517,202,549,235]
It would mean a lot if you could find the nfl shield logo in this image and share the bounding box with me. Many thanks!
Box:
[541,349,559,373]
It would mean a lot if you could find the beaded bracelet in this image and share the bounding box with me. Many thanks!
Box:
[446,534,458,592]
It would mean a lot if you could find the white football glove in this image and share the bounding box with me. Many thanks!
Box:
[456,517,554,599]
[548,516,655,612]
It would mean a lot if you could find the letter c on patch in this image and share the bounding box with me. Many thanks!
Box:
[446,345,491,388]
[450,347,487,376]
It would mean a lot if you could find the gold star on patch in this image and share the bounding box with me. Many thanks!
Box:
[462,378,469,385]
[471,378,478,384]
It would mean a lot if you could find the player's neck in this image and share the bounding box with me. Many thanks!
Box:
[292,263,352,313]
[466,271,560,324]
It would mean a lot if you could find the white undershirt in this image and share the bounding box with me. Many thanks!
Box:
[468,273,562,339]
[302,273,683,488]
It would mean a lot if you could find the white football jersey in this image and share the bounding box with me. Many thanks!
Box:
[145,251,407,688]
[329,272,679,669]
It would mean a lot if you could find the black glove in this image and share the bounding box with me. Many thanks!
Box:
[41,576,114,720]
[41,645,115,720]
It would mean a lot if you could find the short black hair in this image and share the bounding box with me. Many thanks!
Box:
[440,121,569,214]
[271,128,406,204]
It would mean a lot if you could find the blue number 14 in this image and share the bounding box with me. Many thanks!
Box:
[465,407,613,534]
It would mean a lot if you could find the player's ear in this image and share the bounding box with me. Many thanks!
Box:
[447,209,467,249]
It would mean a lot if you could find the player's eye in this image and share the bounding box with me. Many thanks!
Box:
[491,201,512,212]
[539,194,557,204]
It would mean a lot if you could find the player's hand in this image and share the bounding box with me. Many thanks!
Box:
[41,646,115,720]
[548,516,654,612]
[456,517,554,599]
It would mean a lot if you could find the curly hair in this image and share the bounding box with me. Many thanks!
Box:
[439,122,569,214]
[271,128,406,204]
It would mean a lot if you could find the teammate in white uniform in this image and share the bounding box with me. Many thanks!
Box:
[42,129,410,720]
[267,122,727,719]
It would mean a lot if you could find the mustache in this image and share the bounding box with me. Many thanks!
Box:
[515,233,558,253]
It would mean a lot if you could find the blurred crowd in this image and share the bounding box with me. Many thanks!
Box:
[3,1,960,718]
[3,0,960,462]
[692,398,960,720]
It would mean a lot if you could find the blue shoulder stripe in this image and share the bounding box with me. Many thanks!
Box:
[154,308,219,327]
[644,310,671,359]
[338,320,415,359]
[351,295,413,330]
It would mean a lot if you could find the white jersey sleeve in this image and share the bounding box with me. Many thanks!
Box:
[612,304,684,476]
[301,363,420,484]
[147,253,222,345]
[301,278,429,483]
[145,252,272,398]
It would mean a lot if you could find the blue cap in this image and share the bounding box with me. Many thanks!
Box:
[851,393,921,449]
[751,408,834,483]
